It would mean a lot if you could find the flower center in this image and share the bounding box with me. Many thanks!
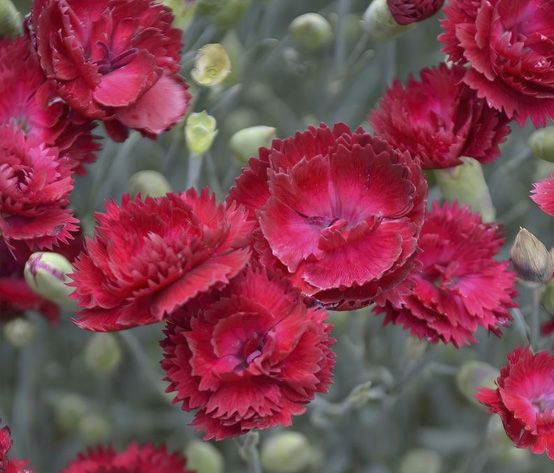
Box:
[240,334,264,368]
[95,42,139,75]
[532,396,554,413]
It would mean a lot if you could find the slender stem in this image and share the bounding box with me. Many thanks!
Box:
[531,286,543,351]
[239,431,262,473]
[334,0,350,73]
[186,153,203,189]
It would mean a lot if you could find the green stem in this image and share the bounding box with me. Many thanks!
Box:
[186,153,204,189]
[240,431,262,473]
[531,286,543,351]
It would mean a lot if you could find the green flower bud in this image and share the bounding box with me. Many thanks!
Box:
[3,319,37,348]
[79,414,110,443]
[84,333,122,375]
[185,111,218,155]
[24,252,75,309]
[191,44,232,87]
[289,13,334,51]
[260,432,314,473]
[456,360,499,407]
[399,449,441,473]
[434,157,496,222]
[529,127,554,163]
[162,0,197,29]
[362,0,409,42]
[196,0,250,28]
[128,170,171,198]
[0,0,22,39]
[542,279,554,314]
[230,125,276,165]
[185,440,224,473]
[510,228,554,286]
[55,394,87,433]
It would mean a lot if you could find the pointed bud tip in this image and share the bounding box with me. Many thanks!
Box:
[511,228,554,285]
[185,111,218,155]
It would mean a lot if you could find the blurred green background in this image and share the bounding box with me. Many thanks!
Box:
[3,0,553,472]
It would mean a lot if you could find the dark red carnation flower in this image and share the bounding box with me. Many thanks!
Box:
[31,0,190,141]
[0,125,78,253]
[440,0,554,127]
[376,202,516,347]
[0,424,29,473]
[387,0,444,25]
[162,266,335,440]
[370,63,511,169]
[531,174,554,216]
[227,123,427,311]
[0,37,98,175]
[477,347,554,459]
[70,189,253,332]
[62,444,192,473]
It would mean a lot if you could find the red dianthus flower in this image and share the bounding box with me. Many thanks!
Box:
[0,126,78,253]
[477,347,554,459]
[387,0,444,25]
[440,0,554,127]
[62,444,192,473]
[370,63,511,169]
[0,424,29,473]
[31,0,190,141]
[161,266,336,440]
[0,37,98,175]
[531,174,554,216]
[228,123,427,310]
[377,202,517,347]
[70,189,253,331]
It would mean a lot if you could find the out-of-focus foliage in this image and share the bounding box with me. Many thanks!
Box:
[3,0,551,472]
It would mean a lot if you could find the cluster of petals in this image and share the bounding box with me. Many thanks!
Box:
[387,0,445,25]
[0,125,78,253]
[31,0,191,141]
[70,189,253,331]
[531,173,554,216]
[376,202,516,347]
[0,424,29,473]
[228,123,427,310]
[62,444,192,473]
[161,265,335,440]
[370,63,511,169]
[477,347,554,459]
[0,37,98,175]
[440,0,554,127]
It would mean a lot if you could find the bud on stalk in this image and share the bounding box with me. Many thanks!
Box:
[84,333,122,375]
[230,126,276,165]
[260,432,314,473]
[456,360,499,407]
[289,13,334,51]
[529,127,554,163]
[185,111,218,155]
[510,228,554,286]
[185,440,224,473]
[128,170,171,198]
[362,0,410,43]
[192,44,232,87]
[434,157,496,222]
[3,319,36,348]
[0,0,21,39]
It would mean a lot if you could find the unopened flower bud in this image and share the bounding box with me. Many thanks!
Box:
[24,252,74,309]
[162,0,196,29]
[529,127,554,163]
[128,170,171,198]
[196,0,250,28]
[79,414,110,443]
[362,0,409,42]
[55,394,87,433]
[3,319,36,348]
[399,449,441,473]
[185,111,218,155]
[456,360,498,407]
[230,126,276,165]
[192,44,231,87]
[510,228,554,285]
[84,333,122,375]
[0,0,21,39]
[185,440,224,473]
[261,432,314,473]
[434,157,496,222]
[289,13,333,51]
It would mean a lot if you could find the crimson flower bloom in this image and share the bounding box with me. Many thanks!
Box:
[531,174,554,216]
[0,37,98,175]
[31,0,190,141]
[377,202,516,347]
[0,126,78,253]
[370,63,511,169]
[228,123,427,311]
[387,0,444,25]
[70,189,253,332]
[0,424,29,473]
[162,266,335,440]
[477,347,554,459]
[62,444,192,473]
[440,0,554,127]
